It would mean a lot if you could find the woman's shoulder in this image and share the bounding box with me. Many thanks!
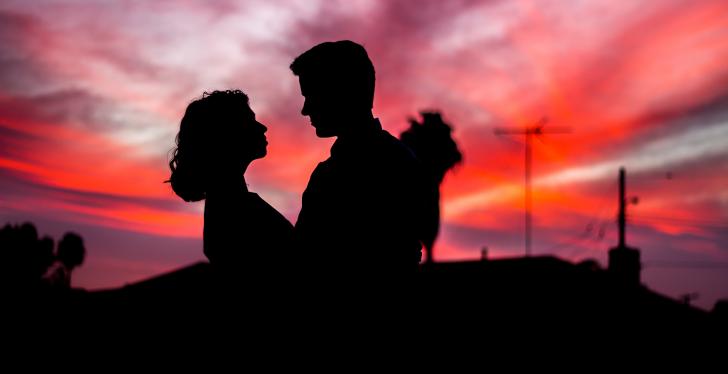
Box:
[246,192,294,229]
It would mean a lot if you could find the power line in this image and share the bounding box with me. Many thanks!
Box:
[643,260,728,269]
[631,214,728,226]
[631,217,728,230]
[628,170,728,182]
[539,179,619,256]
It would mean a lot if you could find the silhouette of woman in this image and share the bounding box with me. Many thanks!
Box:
[168,90,293,281]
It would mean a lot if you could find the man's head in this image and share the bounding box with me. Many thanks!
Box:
[290,40,375,137]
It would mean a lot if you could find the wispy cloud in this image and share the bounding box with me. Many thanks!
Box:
[0,0,726,308]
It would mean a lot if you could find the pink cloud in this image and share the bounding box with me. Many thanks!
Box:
[0,0,726,308]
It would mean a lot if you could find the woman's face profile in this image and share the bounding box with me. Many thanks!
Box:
[235,104,268,163]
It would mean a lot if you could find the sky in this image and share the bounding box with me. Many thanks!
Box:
[1,0,727,310]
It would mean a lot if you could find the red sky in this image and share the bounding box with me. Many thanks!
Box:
[1,0,727,310]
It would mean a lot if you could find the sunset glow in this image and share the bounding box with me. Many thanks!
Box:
[1,0,727,309]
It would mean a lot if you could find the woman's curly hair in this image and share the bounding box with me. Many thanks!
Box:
[167,90,250,202]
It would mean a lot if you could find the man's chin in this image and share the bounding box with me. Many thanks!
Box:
[314,127,337,138]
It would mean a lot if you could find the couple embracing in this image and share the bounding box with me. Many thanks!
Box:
[168,41,431,284]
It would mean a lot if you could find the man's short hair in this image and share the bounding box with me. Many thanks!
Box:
[290,40,375,109]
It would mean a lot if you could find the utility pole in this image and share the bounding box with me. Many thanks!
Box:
[618,167,627,248]
[608,167,641,286]
[494,117,571,256]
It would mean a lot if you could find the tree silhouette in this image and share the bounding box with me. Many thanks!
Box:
[45,232,86,289]
[0,222,55,290]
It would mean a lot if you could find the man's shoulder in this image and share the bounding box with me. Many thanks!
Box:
[305,158,336,188]
[377,129,418,162]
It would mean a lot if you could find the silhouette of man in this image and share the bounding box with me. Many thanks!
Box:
[291,40,426,274]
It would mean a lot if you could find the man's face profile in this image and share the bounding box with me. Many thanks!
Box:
[299,75,348,138]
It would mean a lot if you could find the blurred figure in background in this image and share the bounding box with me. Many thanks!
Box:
[400,111,462,264]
